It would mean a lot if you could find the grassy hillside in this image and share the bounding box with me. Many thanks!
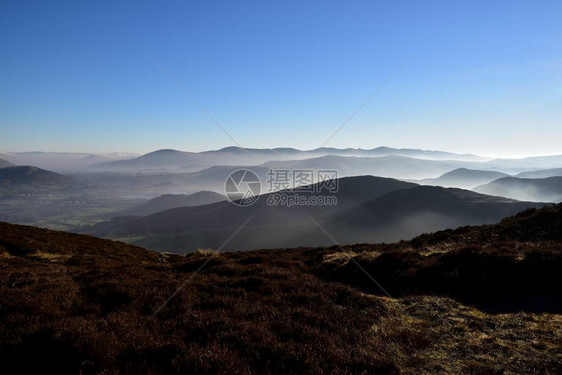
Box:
[1,205,562,373]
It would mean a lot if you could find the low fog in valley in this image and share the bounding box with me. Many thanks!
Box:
[1,147,560,252]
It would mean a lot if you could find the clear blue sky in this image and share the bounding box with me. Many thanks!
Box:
[1,0,561,157]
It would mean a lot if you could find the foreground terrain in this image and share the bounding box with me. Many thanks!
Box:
[1,205,562,374]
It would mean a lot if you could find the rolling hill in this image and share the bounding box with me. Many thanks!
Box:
[516,168,562,179]
[322,185,543,244]
[85,176,418,249]
[88,176,543,252]
[418,168,509,189]
[106,154,466,194]
[1,205,562,373]
[475,176,562,203]
[0,166,73,188]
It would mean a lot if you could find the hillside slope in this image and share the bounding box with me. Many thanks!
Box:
[0,158,14,168]
[86,175,416,236]
[0,166,73,188]
[2,205,562,373]
[322,185,544,244]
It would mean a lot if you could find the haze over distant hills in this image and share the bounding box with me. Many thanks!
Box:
[418,168,510,189]
[85,176,418,249]
[0,152,140,172]
[2,145,562,236]
[516,168,562,179]
[262,155,479,180]
[475,176,562,203]
[139,155,475,193]
[100,146,487,173]
[4,147,562,180]
[87,176,543,252]
[323,185,541,243]
[479,155,562,172]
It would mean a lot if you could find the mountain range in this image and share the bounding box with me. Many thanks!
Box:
[100,146,487,172]
[4,147,562,177]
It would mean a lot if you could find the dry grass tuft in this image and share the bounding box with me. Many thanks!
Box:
[192,248,220,257]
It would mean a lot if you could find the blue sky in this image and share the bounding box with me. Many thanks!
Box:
[1,0,561,157]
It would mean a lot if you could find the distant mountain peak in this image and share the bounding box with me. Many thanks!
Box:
[151,149,184,154]
[218,146,245,152]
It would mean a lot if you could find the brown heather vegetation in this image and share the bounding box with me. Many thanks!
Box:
[1,204,562,374]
